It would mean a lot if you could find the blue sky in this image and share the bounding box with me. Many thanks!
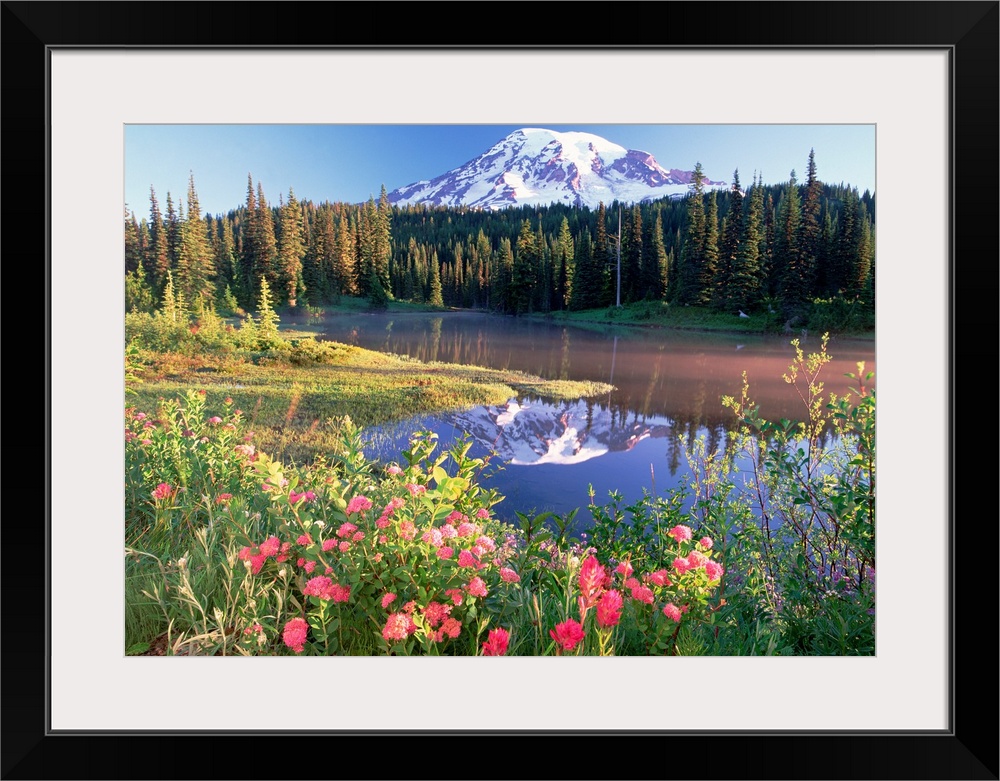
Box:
[125,124,875,220]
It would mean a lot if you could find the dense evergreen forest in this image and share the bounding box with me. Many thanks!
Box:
[125,151,875,323]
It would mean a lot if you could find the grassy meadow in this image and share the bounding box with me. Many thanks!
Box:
[124,293,875,657]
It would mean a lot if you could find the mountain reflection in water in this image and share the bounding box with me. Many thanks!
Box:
[304,311,874,526]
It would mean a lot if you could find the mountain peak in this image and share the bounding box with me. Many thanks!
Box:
[387,128,726,211]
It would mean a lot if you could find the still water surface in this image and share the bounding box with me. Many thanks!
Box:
[309,311,875,526]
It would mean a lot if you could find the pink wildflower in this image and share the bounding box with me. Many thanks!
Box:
[134,412,147,420]
[474,535,496,553]
[282,617,309,653]
[382,613,412,643]
[596,590,624,628]
[423,602,452,628]
[152,483,173,500]
[578,555,608,609]
[624,577,640,591]
[700,536,714,550]
[673,556,692,575]
[550,619,585,651]
[352,531,365,542]
[457,522,478,537]
[381,593,397,609]
[705,561,724,582]
[297,533,313,546]
[302,560,317,574]
[249,554,267,575]
[384,497,405,514]
[440,524,458,539]
[648,569,672,587]
[446,589,464,606]
[345,495,372,515]
[663,603,683,623]
[616,560,634,579]
[398,521,416,540]
[466,577,488,598]
[476,507,490,520]
[238,546,253,561]
[207,416,223,424]
[386,465,403,476]
[336,522,357,539]
[446,511,466,524]
[330,584,351,603]
[338,541,351,553]
[303,576,335,598]
[439,617,461,639]
[405,483,426,497]
[668,524,694,543]
[259,536,281,557]
[458,549,479,569]
[376,515,391,529]
[422,528,444,548]
[481,627,510,656]
[688,550,709,569]
[436,546,454,560]
[630,585,655,604]
[499,567,521,583]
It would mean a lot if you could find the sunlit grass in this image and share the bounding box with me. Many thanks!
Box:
[130,339,612,464]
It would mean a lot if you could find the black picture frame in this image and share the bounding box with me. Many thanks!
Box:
[4,2,997,779]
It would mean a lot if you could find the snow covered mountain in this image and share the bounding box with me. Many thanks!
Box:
[447,398,674,467]
[386,127,727,211]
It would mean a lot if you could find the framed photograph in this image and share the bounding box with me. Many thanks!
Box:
[6,1,996,778]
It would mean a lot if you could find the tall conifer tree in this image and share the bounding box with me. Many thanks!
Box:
[277,187,306,306]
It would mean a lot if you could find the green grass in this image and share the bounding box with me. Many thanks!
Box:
[130,337,612,464]
[527,300,875,339]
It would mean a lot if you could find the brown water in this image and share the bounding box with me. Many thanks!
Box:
[307,311,875,524]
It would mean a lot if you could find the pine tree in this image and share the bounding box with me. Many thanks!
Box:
[255,276,280,346]
[699,188,720,305]
[125,263,156,314]
[165,192,181,272]
[337,215,359,296]
[776,171,805,316]
[713,170,743,309]
[642,210,669,300]
[277,187,306,307]
[145,187,170,293]
[677,163,707,305]
[178,172,215,311]
[428,250,444,307]
[254,182,278,296]
[556,216,575,309]
[852,203,875,300]
[623,203,642,302]
[237,174,258,307]
[569,228,599,310]
[125,208,143,274]
[726,172,764,312]
[374,184,394,298]
[159,269,185,323]
[357,196,378,298]
[798,149,823,300]
[511,219,539,314]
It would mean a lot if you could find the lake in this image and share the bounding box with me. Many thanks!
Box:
[305,311,875,527]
